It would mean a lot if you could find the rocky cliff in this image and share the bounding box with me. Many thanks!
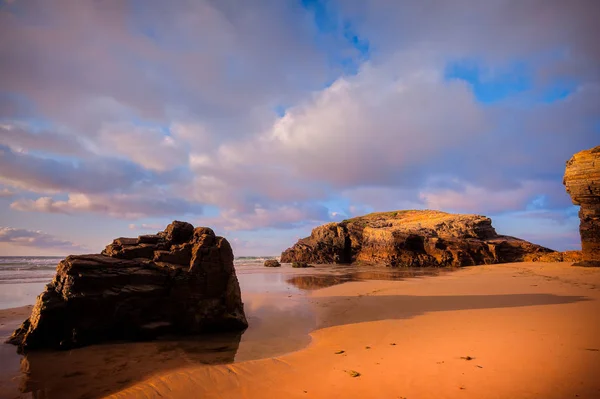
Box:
[281,210,553,267]
[7,221,248,351]
[564,146,600,267]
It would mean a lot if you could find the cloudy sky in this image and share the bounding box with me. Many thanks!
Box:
[0,0,598,256]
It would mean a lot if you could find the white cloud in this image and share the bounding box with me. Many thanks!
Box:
[0,123,89,156]
[0,188,15,198]
[0,227,87,251]
[0,143,155,194]
[128,223,164,231]
[197,203,330,232]
[10,192,200,219]
[183,55,486,212]
[96,123,189,172]
[419,179,566,214]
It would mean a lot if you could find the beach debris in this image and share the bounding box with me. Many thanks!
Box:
[335,350,345,354]
[264,259,281,267]
[390,343,396,346]
[460,356,474,361]
[346,370,361,377]
[476,365,483,368]
[365,346,371,349]
[585,348,599,351]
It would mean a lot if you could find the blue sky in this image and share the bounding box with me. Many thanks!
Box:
[0,0,598,255]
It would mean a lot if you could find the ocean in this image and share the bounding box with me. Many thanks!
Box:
[0,256,280,310]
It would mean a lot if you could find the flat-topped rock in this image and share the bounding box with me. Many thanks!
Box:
[281,210,553,267]
[564,146,600,266]
[7,221,248,351]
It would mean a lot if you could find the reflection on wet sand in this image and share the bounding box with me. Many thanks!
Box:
[286,267,444,290]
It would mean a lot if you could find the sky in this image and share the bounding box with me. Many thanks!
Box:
[0,0,598,256]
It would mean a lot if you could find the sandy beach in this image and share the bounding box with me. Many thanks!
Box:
[1,261,599,399]
[106,262,600,399]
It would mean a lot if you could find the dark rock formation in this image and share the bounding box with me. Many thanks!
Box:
[264,259,281,267]
[7,221,248,351]
[281,210,553,267]
[564,146,600,267]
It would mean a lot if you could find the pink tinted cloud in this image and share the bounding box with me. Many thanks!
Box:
[0,226,88,252]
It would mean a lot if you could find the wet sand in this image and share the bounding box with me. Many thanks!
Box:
[0,264,440,399]
[108,262,600,399]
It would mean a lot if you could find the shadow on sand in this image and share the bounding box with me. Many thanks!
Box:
[3,290,589,398]
[314,293,590,328]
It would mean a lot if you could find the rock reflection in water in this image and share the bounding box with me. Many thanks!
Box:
[286,275,356,289]
[16,331,243,399]
[287,267,443,290]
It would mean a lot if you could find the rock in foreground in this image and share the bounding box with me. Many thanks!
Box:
[7,221,248,351]
[564,145,600,267]
[281,210,553,267]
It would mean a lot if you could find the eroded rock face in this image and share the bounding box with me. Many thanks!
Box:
[7,221,248,351]
[564,146,600,266]
[524,250,583,263]
[281,210,553,267]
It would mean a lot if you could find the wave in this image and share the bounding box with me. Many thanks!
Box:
[0,256,62,263]
[234,256,279,265]
[0,265,59,271]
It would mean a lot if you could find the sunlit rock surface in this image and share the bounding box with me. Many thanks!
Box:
[281,210,553,267]
[564,145,600,266]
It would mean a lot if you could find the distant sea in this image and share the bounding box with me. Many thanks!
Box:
[0,256,279,310]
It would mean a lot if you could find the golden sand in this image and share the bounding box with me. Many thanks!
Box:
[108,262,600,399]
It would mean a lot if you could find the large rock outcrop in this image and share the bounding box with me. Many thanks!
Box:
[7,221,248,351]
[564,145,600,267]
[281,210,553,267]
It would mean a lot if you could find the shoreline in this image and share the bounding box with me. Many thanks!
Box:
[1,262,599,398]
[110,262,600,399]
